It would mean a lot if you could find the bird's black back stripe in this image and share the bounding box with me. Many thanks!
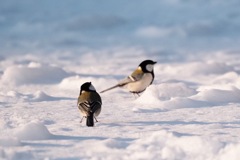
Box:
[79,101,101,111]
[89,101,101,113]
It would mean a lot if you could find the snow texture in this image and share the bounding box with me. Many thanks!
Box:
[1,51,240,160]
[1,1,240,160]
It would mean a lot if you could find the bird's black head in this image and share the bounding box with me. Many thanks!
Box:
[139,60,157,73]
[80,82,96,94]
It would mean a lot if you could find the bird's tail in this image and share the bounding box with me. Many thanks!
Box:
[86,112,94,127]
[100,84,119,93]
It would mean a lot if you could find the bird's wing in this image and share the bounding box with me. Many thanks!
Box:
[100,68,144,93]
[89,101,101,113]
[129,67,144,82]
[118,67,143,84]
[78,101,90,113]
[78,100,101,113]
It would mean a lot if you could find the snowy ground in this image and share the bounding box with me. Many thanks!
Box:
[1,50,240,160]
[1,0,240,159]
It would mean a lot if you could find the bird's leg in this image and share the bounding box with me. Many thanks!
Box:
[133,93,137,99]
[79,116,85,123]
[94,116,98,122]
[133,93,140,98]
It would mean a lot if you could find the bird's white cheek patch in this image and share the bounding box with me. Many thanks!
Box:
[81,90,86,94]
[146,64,153,72]
[89,84,96,91]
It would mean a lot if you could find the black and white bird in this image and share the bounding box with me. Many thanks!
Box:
[77,82,102,127]
[100,60,157,96]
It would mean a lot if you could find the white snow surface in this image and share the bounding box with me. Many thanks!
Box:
[1,1,240,159]
[1,51,240,160]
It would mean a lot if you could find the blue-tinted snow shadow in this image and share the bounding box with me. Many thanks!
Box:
[22,134,133,150]
[133,100,233,113]
[34,96,75,102]
[52,158,83,160]
[171,131,196,137]
[130,120,210,126]
[132,108,167,113]
[130,120,240,127]
[98,120,209,129]
[0,102,7,106]
[52,135,106,141]
[29,94,76,102]
[162,79,200,88]
[22,135,106,147]
[78,73,124,80]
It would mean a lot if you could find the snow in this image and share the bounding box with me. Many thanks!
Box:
[0,137,21,147]
[15,121,53,141]
[1,1,240,160]
[1,51,240,160]
[1,62,70,86]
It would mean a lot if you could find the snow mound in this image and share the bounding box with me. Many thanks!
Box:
[157,83,197,100]
[30,91,57,102]
[126,131,222,160]
[137,83,196,103]
[135,83,201,109]
[4,90,61,102]
[135,83,240,110]
[59,75,91,91]
[192,87,240,105]
[1,62,70,85]
[184,62,234,75]
[59,75,117,92]
[212,72,240,85]
[15,121,53,140]
[125,131,240,160]
[161,97,209,109]
[82,131,240,160]
[216,143,240,160]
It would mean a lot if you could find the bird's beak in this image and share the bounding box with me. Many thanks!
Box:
[153,61,157,64]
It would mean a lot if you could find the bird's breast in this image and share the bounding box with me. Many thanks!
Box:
[127,73,153,93]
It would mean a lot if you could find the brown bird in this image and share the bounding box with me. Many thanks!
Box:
[100,60,157,96]
[77,82,102,127]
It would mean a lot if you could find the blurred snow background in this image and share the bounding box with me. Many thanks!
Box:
[1,0,240,56]
[1,1,240,160]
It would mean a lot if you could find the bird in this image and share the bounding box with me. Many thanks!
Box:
[100,60,157,96]
[77,82,102,127]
